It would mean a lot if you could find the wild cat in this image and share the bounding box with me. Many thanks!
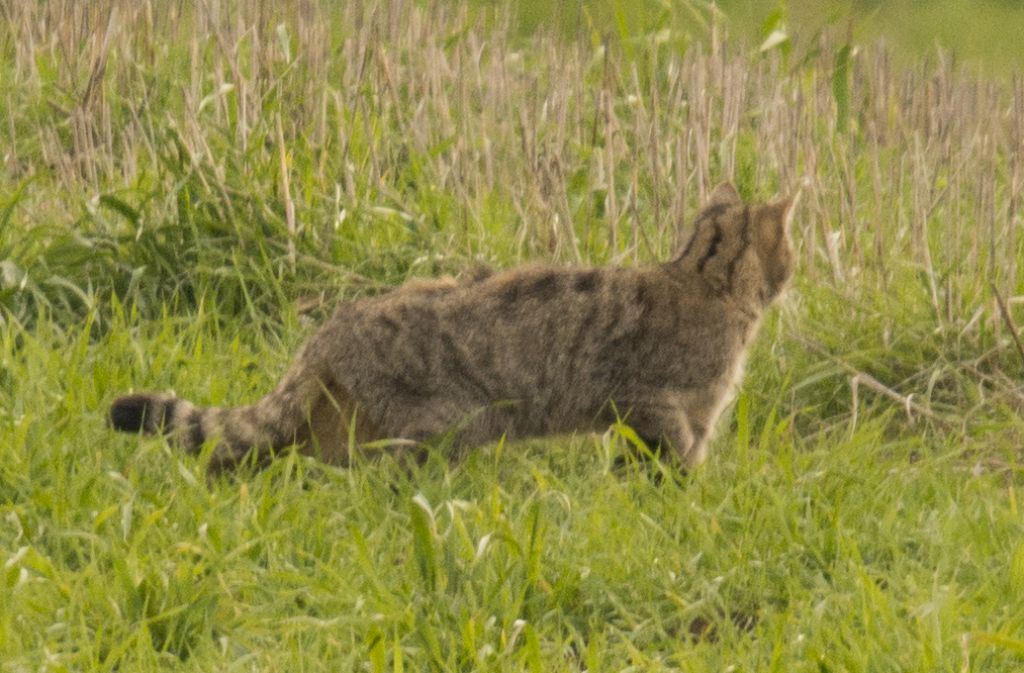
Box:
[109,182,797,473]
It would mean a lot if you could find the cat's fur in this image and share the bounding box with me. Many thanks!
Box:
[109,183,797,473]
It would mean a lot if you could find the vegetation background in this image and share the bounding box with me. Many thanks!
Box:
[3,0,1024,669]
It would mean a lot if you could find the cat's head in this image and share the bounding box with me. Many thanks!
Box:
[676,182,798,307]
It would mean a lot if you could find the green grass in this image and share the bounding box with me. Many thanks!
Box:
[6,303,1024,670]
[4,0,1024,670]
[5,310,1024,670]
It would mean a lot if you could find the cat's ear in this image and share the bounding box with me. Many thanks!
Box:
[707,181,742,208]
[753,189,800,294]
[766,189,800,233]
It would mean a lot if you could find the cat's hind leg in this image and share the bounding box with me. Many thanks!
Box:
[304,380,383,466]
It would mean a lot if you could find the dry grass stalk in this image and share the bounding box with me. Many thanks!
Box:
[991,283,1024,371]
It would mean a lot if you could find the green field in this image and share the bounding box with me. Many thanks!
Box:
[4,0,1024,670]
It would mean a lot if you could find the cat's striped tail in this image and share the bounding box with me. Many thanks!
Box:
[108,393,305,472]
[108,352,342,470]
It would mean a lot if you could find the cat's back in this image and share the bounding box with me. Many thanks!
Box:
[328,263,743,430]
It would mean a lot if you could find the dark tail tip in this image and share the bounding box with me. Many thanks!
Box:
[109,394,162,433]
